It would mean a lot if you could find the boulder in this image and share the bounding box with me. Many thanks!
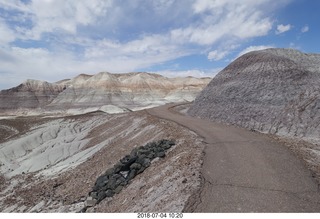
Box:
[114,185,123,194]
[97,191,106,203]
[104,168,115,176]
[105,189,115,197]
[89,191,98,199]
[126,169,137,181]
[130,147,139,157]
[136,156,151,168]
[113,162,125,173]
[156,151,166,158]
[105,174,125,190]
[130,162,142,170]
[137,166,147,174]
[95,175,108,187]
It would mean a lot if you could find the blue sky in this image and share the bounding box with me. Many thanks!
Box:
[0,0,319,89]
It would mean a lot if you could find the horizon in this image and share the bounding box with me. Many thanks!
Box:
[0,0,319,89]
[3,71,214,89]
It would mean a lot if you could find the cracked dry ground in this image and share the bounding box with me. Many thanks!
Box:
[0,110,205,212]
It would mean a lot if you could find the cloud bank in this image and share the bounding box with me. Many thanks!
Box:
[0,0,290,88]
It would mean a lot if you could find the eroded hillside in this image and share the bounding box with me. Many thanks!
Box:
[0,110,204,212]
[189,48,320,144]
[0,72,210,116]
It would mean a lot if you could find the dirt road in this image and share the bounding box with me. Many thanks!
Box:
[147,103,320,212]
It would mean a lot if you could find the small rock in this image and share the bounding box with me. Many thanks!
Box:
[106,178,118,190]
[113,162,125,173]
[120,155,137,166]
[95,175,108,187]
[120,155,131,164]
[142,158,151,168]
[114,185,123,194]
[104,168,115,176]
[156,151,166,158]
[97,191,107,203]
[80,196,87,202]
[89,192,98,199]
[161,143,171,150]
[126,169,137,181]
[137,148,150,156]
[85,197,96,207]
[115,176,126,186]
[182,178,187,183]
[120,171,129,178]
[137,166,147,174]
[130,147,139,156]
[130,162,142,170]
[105,190,115,197]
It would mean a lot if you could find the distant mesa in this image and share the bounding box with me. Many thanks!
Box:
[0,72,210,116]
[188,48,320,143]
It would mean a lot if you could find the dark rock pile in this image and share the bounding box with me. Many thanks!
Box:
[84,139,175,209]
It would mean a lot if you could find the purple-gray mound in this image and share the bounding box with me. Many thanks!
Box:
[188,48,320,142]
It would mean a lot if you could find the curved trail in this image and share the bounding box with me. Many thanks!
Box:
[146,103,320,212]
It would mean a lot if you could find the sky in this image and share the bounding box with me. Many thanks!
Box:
[0,0,319,89]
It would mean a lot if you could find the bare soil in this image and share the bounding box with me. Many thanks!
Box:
[0,110,205,212]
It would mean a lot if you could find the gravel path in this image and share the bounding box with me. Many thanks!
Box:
[147,103,320,212]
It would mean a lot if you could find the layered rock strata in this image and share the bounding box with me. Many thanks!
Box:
[188,48,320,143]
[0,72,210,115]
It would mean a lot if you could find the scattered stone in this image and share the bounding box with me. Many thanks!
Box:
[95,175,108,187]
[114,185,123,194]
[106,178,118,190]
[130,162,142,170]
[105,190,115,197]
[85,197,97,207]
[104,168,115,176]
[113,162,124,173]
[87,139,176,207]
[97,192,106,203]
[126,169,137,181]
[89,192,98,199]
[120,171,129,178]
[137,166,147,175]
[136,157,151,168]
[157,151,166,158]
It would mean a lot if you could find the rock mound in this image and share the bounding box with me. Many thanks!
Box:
[188,48,320,143]
[84,139,175,210]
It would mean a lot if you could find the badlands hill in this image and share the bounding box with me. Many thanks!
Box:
[0,71,209,212]
[0,72,210,115]
[188,48,320,143]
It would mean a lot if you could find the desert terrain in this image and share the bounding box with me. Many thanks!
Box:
[1,49,320,212]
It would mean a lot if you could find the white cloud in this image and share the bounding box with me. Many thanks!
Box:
[171,1,274,46]
[0,0,113,39]
[301,25,309,33]
[237,45,274,58]
[0,0,291,89]
[276,24,292,34]
[192,0,227,14]
[0,19,16,45]
[0,36,190,88]
[208,50,229,61]
[155,68,222,78]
